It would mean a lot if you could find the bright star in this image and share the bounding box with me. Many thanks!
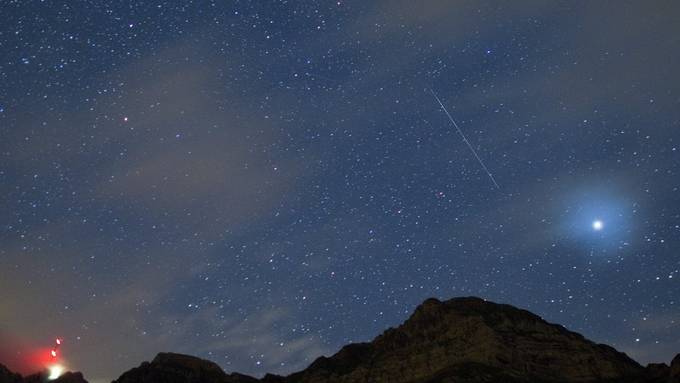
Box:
[592,220,603,231]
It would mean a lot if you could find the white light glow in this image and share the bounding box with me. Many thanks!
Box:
[48,365,64,380]
[592,220,604,231]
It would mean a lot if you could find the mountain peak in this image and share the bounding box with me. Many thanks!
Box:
[150,352,225,376]
[293,296,647,382]
[112,352,257,383]
[2,297,679,383]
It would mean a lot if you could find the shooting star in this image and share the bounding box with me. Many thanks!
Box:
[429,88,500,189]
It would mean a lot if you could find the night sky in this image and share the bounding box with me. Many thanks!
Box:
[1,1,679,382]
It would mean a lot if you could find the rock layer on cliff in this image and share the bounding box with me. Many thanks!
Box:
[286,297,646,383]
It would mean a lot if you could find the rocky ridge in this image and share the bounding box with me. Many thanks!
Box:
[2,297,679,383]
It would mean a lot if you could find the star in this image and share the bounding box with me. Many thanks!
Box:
[592,220,604,231]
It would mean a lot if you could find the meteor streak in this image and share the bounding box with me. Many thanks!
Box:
[429,88,500,189]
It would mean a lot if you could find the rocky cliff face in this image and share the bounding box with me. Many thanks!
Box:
[286,297,648,383]
[2,297,679,383]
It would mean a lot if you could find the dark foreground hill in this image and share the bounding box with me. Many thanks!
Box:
[3,297,679,383]
[0,364,86,383]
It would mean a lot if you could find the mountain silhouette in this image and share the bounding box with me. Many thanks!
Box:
[2,297,679,383]
[0,365,87,383]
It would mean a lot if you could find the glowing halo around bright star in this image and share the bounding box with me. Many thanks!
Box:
[558,186,635,259]
[48,364,64,380]
[592,220,604,231]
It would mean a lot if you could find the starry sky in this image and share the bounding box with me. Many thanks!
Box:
[1,1,679,382]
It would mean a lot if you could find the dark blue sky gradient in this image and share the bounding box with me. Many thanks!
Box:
[1,2,679,382]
